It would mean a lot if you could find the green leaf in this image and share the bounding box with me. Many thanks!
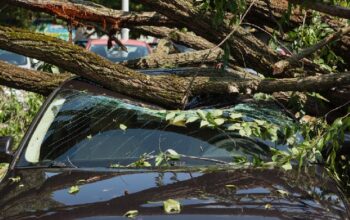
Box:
[163,199,181,214]
[110,163,124,168]
[227,123,242,131]
[200,120,210,128]
[265,203,272,209]
[165,149,180,160]
[225,184,237,190]
[155,153,164,166]
[68,185,80,194]
[123,210,139,218]
[268,126,279,142]
[254,119,265,126]
[173,114,186,123]
[196,109,207,119]
[119,124,127,131]
[276,189,289,197]
[239,129,247,137]
[186,116,199,124]
[212,110,223,117]
[243,124,252,136]
[230,113,243,120]
[165,112,176,121]
[308,92,330,102]
[214,118,225,126]
[281,162,292,171]
[9,176,21,183]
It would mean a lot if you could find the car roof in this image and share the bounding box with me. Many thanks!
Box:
[88,39,149,46]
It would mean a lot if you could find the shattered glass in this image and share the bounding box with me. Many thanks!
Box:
[18,81,295,168]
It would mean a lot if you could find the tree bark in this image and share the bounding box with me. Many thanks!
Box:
[288,0,350,20]
[8,0,174,28]
[0,61,70,95]
[257,72,350,93]
[133,26,216,50]
[123,48,223,69]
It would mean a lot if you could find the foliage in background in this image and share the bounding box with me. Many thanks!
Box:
[0,5,35,28]
[197,0,247,25]
[284,12,345,71]
[0,88,43,149]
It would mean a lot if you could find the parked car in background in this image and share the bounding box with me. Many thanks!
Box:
[0,49,33,103]
[86,39,152,62]
[0,76,349,219]
[0,49,31,69]
[35,23,75,42]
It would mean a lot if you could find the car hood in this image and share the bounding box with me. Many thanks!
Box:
[0,167,348,220]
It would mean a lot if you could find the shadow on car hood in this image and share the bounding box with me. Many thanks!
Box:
[0,167,349,219]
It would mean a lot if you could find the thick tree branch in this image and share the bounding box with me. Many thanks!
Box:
[8,0,174,28]
[123,48,223,69]
[0,25,189,107]
[288,0,350,20]
[133,26,216,50]
[0,61,70,95]
[257,72,350,93]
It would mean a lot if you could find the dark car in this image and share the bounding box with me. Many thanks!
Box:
[0,77,349,219]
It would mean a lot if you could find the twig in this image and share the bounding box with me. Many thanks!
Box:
[325,100,350,122]
[179,154,229,164]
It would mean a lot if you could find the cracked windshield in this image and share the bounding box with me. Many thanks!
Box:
[18,81,293,169]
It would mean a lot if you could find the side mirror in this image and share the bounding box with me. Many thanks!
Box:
[0,136,14,163]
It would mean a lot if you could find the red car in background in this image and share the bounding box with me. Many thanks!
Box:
[86,39,152,63]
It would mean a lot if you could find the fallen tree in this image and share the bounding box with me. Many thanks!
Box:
[0,0,347,111]
[0,26,349,109]
[8,0,330,77]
